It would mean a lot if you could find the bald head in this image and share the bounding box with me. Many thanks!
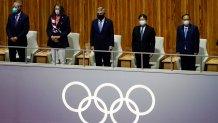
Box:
[97,7,105,15]
[97,7,106,21]
[13,0,23,13]
[14,0,23,7]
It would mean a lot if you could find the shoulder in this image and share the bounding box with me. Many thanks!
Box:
[8,13,14,17]
[48,15,54,20]
[8,13,15,19]
[92,19,98,24]
[146,25,155,30]
[134,25,140,29]
[146,25,155,34]
[190,24,199,30]
[62,15,69,20]
[176,25,184,31]
[21,12,29,18]
[105,18,113,24]
[133,26,140,31]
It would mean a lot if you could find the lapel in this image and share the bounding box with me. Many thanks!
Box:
[94,19,100,33]
[186,25,192,40]
[12,14,16,25]
[181,24,192,40]
[138,26,141,36]
[94,18,108,33]
[138,25,147,41]
[101,18,107,33]
[13,12,22,26]
[18,13,22,23]
[56,16,64,29]
[181,26,186,40]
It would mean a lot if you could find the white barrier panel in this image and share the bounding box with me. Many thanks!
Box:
[0,64,218,123]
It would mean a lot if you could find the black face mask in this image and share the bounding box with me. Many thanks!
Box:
[97,15,105,21]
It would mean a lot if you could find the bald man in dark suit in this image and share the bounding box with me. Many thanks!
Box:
[6,0,30,62]
[90,7,114,67]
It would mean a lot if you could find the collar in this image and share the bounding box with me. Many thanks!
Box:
[16,12,21,17]
[140,25,146,30]
[98,17,105,23]
[183,24,191,28]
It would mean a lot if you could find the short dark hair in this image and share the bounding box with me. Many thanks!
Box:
[182,14,190,19]
[138,14,147,20]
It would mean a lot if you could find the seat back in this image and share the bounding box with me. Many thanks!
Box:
[111,35,122,60]
[150,37,165,62]
[27,31,38,57]
[66,33,80,59]
[196,39,208,65]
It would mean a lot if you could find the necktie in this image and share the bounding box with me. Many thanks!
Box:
[98,21,103,32]
[184,27,188,38]
[140,27,144,40]
[184,27,188,50]
[15,15,19,27]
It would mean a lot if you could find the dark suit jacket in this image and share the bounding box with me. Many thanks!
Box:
[132,25,156,53]
[6,12,30,46]
[176,24,200,54]
[90,18,114,50]
[47,15,71,48]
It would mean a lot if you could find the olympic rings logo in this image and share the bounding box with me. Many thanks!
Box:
[62,81,155,123]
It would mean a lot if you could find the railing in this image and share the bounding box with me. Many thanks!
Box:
[0,45,218,73]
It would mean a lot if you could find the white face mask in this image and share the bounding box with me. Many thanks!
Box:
[183,20,190,26]
[55,10,60,15]
[139,20,146,26]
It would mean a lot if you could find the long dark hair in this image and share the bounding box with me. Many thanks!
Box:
[51,3,65,17]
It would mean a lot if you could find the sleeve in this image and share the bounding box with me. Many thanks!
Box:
[6,15,13,39]
[60,16,71,38]
[132,27,136,52]
[17,15,30,40]
[109,20,114,47]
[194,26,200,54]
[176,27,180,53]
[90,21,95,47]
[150,28,156,53]
[46,16,53,37]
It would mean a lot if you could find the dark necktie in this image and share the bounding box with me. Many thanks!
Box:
[15,15,19,27]
[140,27,144,40]
[184,27,188,38]
[184,27,188,50]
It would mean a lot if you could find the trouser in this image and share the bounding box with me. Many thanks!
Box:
[51,49,66,64]
[95,51,111,67]
[181,56,196,71]
[9,47,26,62]
[135,54,150,68]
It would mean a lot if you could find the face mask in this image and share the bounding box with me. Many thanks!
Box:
[183,20,190,26]
[12,7,18,14]
[55,10,60,15]
[97,15,104,21]
[139,20,146,26]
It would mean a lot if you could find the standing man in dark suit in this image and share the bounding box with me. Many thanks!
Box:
[132,14,156,68]
[6,0,29,62]
[90,7,114,67]
[176,14,200,70]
